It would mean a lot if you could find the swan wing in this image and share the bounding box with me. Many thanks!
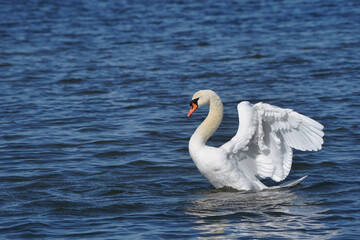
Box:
[221,101,258,155]
[221,101,324,182]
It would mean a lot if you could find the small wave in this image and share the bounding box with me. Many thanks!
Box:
[0,222,52,238]
[129,160,155,166]
[75,90,108,95]
[99,189,126,196]
[303,181,339,191]
[95,150,139,158]
[57,78,85,84]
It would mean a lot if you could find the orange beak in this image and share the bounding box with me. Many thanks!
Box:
[187,103,198,117]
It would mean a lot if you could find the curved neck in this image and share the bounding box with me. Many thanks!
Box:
[190,96,223,146]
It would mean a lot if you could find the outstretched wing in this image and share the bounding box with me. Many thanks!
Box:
[221,101,324,182]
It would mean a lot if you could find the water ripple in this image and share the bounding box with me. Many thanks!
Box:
[0,0,359,239]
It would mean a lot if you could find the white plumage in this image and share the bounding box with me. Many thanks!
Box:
[187,90,324,191]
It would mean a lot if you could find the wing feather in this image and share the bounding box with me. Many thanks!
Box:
[221,101,324,183]
[220,101,257,154]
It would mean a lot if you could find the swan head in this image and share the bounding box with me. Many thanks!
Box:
[187,90,214,117]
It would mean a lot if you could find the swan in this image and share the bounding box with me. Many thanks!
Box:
[187,90,324,191]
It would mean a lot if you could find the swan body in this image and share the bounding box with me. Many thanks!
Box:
[187,90,324,191]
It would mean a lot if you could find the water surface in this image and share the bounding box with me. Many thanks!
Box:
[1,0,359,239]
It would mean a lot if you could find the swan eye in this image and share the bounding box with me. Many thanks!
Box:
[187,98,199,117]
[189,98,199,108]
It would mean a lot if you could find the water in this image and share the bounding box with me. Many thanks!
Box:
[1,0,359,239]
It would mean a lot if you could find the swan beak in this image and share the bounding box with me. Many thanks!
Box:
[187,103,198,117]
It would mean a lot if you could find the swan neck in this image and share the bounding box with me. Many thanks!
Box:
[191,96,223,145]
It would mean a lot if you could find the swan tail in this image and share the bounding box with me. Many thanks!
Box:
[268,175,307,190]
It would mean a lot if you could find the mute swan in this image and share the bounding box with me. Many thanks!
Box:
[187,90,324,191]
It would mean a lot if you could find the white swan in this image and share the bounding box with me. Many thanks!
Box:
[187,90,324,191]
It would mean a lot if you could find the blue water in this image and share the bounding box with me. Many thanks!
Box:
[1,0,360,239]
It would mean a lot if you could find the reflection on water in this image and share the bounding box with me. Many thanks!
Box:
[187,188,339,239]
